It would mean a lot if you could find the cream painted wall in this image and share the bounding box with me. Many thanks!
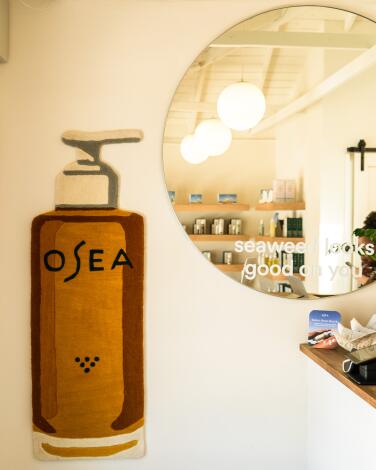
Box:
[164,140,275,205]
[2,1,376,470]
[306,359,376,470]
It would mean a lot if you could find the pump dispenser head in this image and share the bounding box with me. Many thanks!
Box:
[55,129,143,209]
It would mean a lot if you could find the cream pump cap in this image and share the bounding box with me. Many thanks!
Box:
[55,129,143,209]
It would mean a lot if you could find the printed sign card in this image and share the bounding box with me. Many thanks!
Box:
[308,310,341,349]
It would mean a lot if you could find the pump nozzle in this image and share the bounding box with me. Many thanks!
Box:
[56,129,143,209]
[62,129,143,160]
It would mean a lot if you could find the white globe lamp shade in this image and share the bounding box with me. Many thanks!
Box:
[194,119,232,157]
[180,134,208,164]
[217,82,266,131]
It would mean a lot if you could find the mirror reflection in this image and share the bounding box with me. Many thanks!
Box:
[163,6,376,298]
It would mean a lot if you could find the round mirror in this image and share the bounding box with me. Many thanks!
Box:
[163,5,376,299]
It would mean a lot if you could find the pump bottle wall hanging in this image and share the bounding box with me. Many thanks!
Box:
[31,129,144,460]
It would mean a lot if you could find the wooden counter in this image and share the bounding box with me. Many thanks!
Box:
[300,343,376,409]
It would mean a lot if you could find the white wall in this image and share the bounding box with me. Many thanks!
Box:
[2,1,376,469]
[306,359,376,470]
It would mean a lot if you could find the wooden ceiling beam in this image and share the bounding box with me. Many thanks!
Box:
[344,13,357,33]
[210,30,376,50]
[189,48,236,74]
[259,18,288,92]
[251,44,376,136]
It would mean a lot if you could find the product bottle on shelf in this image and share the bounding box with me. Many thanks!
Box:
[269,215,276,238]
[258,219,265,236]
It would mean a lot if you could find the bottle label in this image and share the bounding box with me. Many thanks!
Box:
[43,239,133,282]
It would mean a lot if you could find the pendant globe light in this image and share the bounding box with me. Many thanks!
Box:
[180,134,208,164]
[217,82,266,131]
[194,119,232,157]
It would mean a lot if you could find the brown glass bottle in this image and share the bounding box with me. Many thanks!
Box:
[31,131,144,459]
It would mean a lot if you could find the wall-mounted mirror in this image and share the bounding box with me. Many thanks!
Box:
[163,5,376,299]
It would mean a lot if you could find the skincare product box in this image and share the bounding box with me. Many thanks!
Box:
[259,189,268,203]
[194,218,207,234]
[212,218,225,235]
[285,180,296,200]
[272,179,285,201]
[287,217,303,238]
[271,179,297,202]
[292,253,305,273]
[218,193,237,204]
[259,189,273,204]
[223,251,233,264]
[228,218,242,235]
[202,251,212,262]
[189,193,203,204]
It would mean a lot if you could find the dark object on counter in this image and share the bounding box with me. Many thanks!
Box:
[343,361,376,385]
[360,362,376,382]
[343,346,376,384]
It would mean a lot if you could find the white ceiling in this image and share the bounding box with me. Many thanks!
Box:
[164,6,376,142]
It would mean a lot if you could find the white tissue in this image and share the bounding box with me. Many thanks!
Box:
[335,321,376,351]
[329,315,376,351]
[350,318,376,335]
[367,314,376,330]
[336,323,363,341]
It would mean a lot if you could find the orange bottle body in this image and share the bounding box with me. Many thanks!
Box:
[31,209,144,441]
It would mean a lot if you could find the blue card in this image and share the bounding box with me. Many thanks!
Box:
[308,310,341,347]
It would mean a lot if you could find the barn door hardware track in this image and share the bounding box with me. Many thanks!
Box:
[347,139,376,171]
